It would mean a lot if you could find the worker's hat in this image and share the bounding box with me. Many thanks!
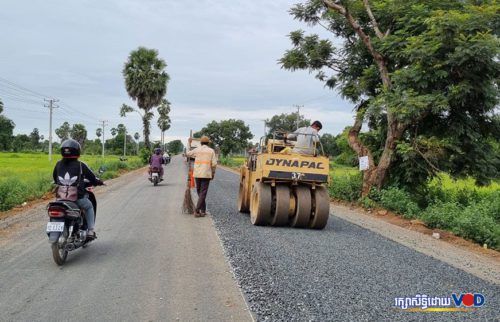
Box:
[200,136,210,143]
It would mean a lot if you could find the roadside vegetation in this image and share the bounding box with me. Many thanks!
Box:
[0,152,144,211]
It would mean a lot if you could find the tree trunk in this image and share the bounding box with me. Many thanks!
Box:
[347,103,409,196]
[143,117,151,149]
[346,105,377,196]
[323,0,401,196]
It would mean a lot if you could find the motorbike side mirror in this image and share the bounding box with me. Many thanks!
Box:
[98,166,105,174]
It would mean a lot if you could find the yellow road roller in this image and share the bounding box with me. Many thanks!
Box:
[238,133,330,229]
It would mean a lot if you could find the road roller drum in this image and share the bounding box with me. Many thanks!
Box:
[237,133,331,229]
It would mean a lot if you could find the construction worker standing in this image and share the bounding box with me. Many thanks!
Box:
[186,136,217,217]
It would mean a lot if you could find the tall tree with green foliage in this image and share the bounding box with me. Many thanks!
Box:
[70,123,87,150]
[320,133,340,157]
[55,122,71,143]
[157,99,171,148]
[195,119,253,156]
[122,47,170,149]
[12,134,30,152]
[0,99,15,151]
[167,139,184,154]
[280,0,500,195]
[29,128,40,150]
[265,112,310,138]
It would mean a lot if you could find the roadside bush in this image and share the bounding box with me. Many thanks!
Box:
[420,202,461,230]
[0,178,28,211]
[359,196,377,209]
[421,198,500,250]
[329,173,362,201]
[334,152,358,167]
[486,191,500,222]
[426,176,495,208]
[454,203,499,250]
[379,187,420,219]
[140,148,151,164]
[32,173,53,199]
[0,175,55,211]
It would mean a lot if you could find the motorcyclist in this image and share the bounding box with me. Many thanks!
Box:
[52,139,104,239]
[149,148,165,180]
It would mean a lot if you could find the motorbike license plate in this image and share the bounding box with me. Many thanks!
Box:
[152,173,159,177]
[46,222,64,232]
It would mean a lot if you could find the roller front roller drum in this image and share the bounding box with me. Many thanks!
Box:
[270,184,290,226]
[309,186,330,229]
[289,186,312,228]
[250,182,272,226]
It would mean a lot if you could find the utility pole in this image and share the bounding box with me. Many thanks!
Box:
[293,104,303,130]
[99,120,108,158]
[44,98,59,161]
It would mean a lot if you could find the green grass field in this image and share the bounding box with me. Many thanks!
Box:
[0,152,144,211]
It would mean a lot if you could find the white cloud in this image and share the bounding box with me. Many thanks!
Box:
[0,0,355,141]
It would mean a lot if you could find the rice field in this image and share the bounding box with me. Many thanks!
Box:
[0,152,144,211]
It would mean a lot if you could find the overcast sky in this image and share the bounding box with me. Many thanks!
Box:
[0,0,355,144]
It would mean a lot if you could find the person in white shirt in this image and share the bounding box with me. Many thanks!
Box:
[287,120,322,155]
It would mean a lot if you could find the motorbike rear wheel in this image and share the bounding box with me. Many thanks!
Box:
[51,242,68,266]
[153,176,159,186]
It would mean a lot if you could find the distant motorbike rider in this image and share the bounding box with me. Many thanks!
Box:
[52,139,104,239]
[149,148,165,180]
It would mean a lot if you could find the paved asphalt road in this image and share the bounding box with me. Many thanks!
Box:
[0,156,252,322]
[0,156,498,321]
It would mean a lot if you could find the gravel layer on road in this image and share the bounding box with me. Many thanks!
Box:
[208,169,500,322]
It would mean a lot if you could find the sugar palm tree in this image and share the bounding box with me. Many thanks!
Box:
[122,47,169,149]
[157,99,171,149]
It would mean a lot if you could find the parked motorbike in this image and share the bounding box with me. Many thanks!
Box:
[149,166,162,186]
[46,175,103,266]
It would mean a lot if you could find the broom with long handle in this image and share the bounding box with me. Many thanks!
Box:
[182,131,195,214]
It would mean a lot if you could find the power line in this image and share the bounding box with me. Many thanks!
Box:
[0,76,124,136]
[59,101,100,121]
[0,96,44,105]
[3,106,46,114]
[0,85,43,101]
[0,88,44,102]
[0,76,50,99]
